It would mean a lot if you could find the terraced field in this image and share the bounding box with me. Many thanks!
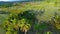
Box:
[0,0,60,34]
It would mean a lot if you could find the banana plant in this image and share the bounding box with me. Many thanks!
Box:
[18,18,31,34]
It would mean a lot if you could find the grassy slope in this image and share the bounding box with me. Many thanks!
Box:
[0,0,60,21]
[1,1,60,21]
[0,0,60,34]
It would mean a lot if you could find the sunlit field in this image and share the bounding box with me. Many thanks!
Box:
[0,0,60,34]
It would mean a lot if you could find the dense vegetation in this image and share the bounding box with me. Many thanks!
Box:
[0,0,60,34]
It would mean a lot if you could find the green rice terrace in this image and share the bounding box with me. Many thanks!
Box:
[0,0,60,34]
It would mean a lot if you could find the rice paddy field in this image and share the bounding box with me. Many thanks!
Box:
[0,0,60,34]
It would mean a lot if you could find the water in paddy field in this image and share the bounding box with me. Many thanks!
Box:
[0,0,60,34]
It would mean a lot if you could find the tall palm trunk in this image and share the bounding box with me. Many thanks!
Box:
[25,30,27,34]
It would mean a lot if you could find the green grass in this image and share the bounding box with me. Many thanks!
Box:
[0,0,60,34]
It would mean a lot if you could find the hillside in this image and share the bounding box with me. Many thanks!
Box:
[0,0,60,34]
[0,1,60,21]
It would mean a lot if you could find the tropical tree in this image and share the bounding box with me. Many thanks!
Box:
[1,10,37,34]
